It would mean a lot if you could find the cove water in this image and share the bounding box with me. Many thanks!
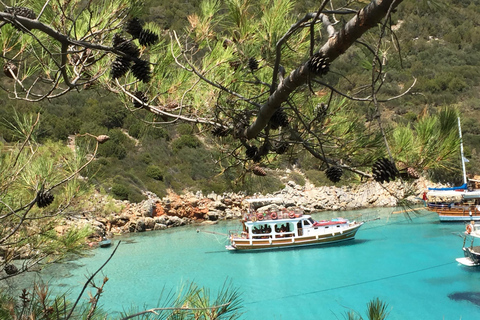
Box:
[12,208,480,319]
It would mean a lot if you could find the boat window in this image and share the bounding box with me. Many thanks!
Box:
[303,220,311,226]
[308,217,315,224]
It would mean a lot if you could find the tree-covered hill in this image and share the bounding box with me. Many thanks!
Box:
[1,0,479,203]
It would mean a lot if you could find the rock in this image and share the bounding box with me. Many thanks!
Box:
[136,219,146,232]
[141,199,157,217]
[144,217,156,230]
[207,210,220,221]
[69,177,434,238]
[154,223,167,230]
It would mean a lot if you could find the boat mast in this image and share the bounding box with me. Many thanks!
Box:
[458,117,467,185]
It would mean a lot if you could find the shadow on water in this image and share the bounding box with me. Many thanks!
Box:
[448,291,480,306]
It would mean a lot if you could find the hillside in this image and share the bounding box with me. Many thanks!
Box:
[1,0,480,202]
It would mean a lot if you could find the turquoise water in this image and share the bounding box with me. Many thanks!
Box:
[28,208,480,319]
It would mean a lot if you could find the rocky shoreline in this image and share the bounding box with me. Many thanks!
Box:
[65,177,435,241]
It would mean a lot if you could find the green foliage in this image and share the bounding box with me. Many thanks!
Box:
[304,169,331,187]
[389,107,462,180]
[171,135,202,152]
[343,298,390,320]
[177,123,195,135]
[44,226,94,257]
[234,172,285,195]
[111,183,130,200]
[287,171,305,186]
[366,298,390,320]
[146,165,164,180]
[140,152,153,164]
[97,129,134,160]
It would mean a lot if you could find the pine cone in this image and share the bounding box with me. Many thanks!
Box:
[36,190,54,208]
[113,34,140,58]
[248,57,258,71]
[308,53,330,76]
[125,18,143,39]
[130,59,151,83]
[212,126,230,137]
[270,109,289,129]
[138,29,159,46]
[275,141,289,154]
[245,145,258,159]
[252,166,267,176]
[3,62,18,78]
[110,56,131,79]
[96,135,110,144]
[372,158,399,183]
[4,6,36,19]
[4,264,18,275]
[4,7,36,31]
[229,60,241,70]
[407,167,420,179]
[325,166,343,183]
[133,91,148,108]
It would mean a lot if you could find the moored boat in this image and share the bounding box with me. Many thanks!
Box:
[99,237,112,248]
[457,222,480,267]
[226,198,363,251]
[425,117,480,222]
[425,188,480,222]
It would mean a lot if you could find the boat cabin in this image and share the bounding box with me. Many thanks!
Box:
[226,197,362,251]
[241,215,349,240]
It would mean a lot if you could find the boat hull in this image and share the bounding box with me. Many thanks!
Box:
[427,207,480,222]
[462,246,480,264]
[227,223,362,251]
[456,257,480,267]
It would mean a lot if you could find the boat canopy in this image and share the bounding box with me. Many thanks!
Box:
[428,183,468,191]
[426,190,464,198]
[463,191,480,199]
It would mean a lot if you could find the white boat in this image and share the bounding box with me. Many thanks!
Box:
[226,198,363,251]
[425,188,480,222]
[425,117,480,221]
[457,222,480,267]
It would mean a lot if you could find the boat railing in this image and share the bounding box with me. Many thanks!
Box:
[244,207,303,221]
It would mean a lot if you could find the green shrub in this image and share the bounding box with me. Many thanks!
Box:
[128,188,146,203]
[305,169,331,187]
[145,180,167,198]
[98,141,127,159]
[177,123,194,135]
[111,183,130,200]
[171,135,201,152]
[128,122,143,139]
[288,171,306,186]
[146,165,164,180]
[140,153,153,164]
[97,157,109,166]
[403,112,417,123]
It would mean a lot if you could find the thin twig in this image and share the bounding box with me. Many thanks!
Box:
[66,241,121,319]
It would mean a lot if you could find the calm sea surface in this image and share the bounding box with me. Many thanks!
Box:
[11,207,480,319]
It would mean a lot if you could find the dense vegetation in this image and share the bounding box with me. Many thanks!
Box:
[1,0,479,203]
